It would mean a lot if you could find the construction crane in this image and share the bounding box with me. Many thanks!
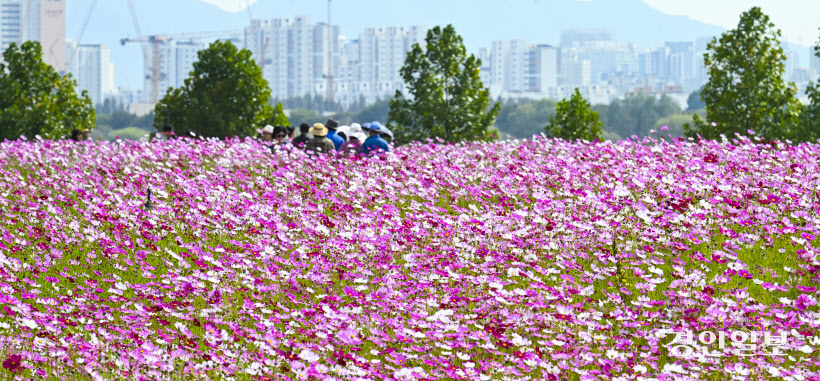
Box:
[121,29,245,104]
[126,0,151,103]
[65,0,98,73]
[124,0,243,104]
[245,0,270,73]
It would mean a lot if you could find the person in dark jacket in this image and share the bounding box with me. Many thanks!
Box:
[359,121,390,156]
[305,123,336,155]
[325,119,344,151]
[292,123,312,148]
[70,129,82,141]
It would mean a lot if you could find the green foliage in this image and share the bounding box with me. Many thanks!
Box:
[605,94,681,139]
[0,41,95,140]
[265,102,291,127]
[287,108,323,126]
[687,87,706,111]
[154,40,287,138]
[389,25,500,145]
[684,7,801,141]
[275,94,344,115]
[494,99,557,138]
[96,97,127,115]
[545,88,603,141]
[654,114,692,138]
[354,99,390,125]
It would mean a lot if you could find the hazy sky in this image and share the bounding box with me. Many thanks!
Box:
[641,0,819,45]
[202,0,819,46]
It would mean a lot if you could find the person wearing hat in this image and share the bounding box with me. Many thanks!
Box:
[324,119,344,151]
[305,123,336,155]
[339,131,366,157]
[359,121,390,156]
[379,126,394,143]
[261,125,275,142]
[292,123,312,148]
[81,129,92,141]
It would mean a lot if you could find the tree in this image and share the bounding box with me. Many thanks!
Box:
[606,94,680,139]
[687,87,706,111]
[389,25,500,144]
[354,99,390,125]
[287,108,323,126]
[684,7,801,140]
[545,88,603,141]
[494,99,557,138]
[154,40,288,138]
[0,41,95,140]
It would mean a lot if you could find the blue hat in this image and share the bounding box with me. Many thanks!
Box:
[368,121,383,132]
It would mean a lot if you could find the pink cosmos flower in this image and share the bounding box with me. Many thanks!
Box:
[337,327,362,346]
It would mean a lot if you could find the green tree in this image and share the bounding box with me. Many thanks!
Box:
[684,7,801,140]
[545,88,603,141]
[154,40,287,138]
[495,99,557,138]
[0,41,95,140]
[798,32,820,143]
[606,94,680,138]
[687,87,706,111]
[286,108,322,126]
[389,25,500,144]
[354,99,390,125]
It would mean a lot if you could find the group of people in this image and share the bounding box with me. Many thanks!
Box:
[70,129,93,141]
[68,118,391,156]
[260,119,391,156]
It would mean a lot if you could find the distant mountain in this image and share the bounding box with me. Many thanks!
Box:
[64,0,808,91]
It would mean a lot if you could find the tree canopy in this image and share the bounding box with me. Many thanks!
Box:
[684,7,801,141]
[154,40,288,138]
[545,88,603,141]
[389,25,500,145]
[0,41,95,140]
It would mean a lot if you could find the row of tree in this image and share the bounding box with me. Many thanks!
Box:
[0,6,817,144]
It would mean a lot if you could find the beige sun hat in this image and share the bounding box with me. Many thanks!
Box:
[310,123,328,137]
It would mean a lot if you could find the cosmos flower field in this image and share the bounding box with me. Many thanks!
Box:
[0,133,819,380]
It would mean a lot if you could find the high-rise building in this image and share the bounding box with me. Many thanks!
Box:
[66,42,115,105]
[528,45,559,93]
[0,0,65,71]
[357,25,426,104]
[665,42,694,86]
[0,1,21,54]
[489,40,529,94]
[289,15,315,99]
[248,18,292,100]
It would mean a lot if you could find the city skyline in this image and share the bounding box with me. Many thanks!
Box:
[3,0,816,110]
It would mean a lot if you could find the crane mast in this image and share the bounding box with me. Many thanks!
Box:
[327,0,334,103]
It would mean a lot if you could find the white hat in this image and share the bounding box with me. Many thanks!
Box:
[350,132,367,141]
[262,125,274,134]
[337,125,351,135]
[350,123,363,134]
